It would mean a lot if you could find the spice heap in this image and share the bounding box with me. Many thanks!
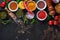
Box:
[38,11,46,19]
[37,1,45,8]
[10,2,17,10]
[27,1,36,11]
[37,11,47,21]
[8,1,18,12]
[37,0,47,10]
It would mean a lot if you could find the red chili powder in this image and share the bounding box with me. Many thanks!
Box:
[38,11,46,19]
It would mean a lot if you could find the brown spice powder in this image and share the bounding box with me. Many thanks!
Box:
[10,2,17,10]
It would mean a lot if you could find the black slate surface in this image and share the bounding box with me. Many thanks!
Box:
[0,19,49,40]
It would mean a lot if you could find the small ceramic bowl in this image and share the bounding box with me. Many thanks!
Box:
[8,1,18,12]
[27,1,36,11]
[36,0,47,10]
[37,11,47,21]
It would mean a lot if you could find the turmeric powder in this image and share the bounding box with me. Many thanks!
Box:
[27,1,36,11]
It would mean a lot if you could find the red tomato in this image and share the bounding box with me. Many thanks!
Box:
[48,20,53,25]
[58,19,60,23]
[53,21,57,25]
[54,16,58,20]
[1,2,5,7]
[0,3,1,7]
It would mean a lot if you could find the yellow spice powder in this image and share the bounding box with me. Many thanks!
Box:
[27,1,36,11]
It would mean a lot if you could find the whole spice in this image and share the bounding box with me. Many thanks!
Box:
[46,0,52,6]
[49,10,55,16]
[48,6,54,11]
[55,3,60,14]
[46,0,55,16]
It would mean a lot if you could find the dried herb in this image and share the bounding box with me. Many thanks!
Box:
[0,11,7,19]
[0,11,10,24]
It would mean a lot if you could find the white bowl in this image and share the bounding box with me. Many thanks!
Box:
[36,0,47,10]
[37,11,47,21]
[27,1,37,11]
[8,1,18,12]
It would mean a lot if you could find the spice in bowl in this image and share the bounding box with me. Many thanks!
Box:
[37,11,47,21]
[27,1,36,11]
[37,0,47,10]
[8,1,18,12]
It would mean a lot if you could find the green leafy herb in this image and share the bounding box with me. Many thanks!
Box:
[16,0,24,3]
[47,14,51,21]
[0,19,10,24]
[5,2,9,8]
[23,15,28,23]
[30,19,35,25]
[2,20,10,24]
